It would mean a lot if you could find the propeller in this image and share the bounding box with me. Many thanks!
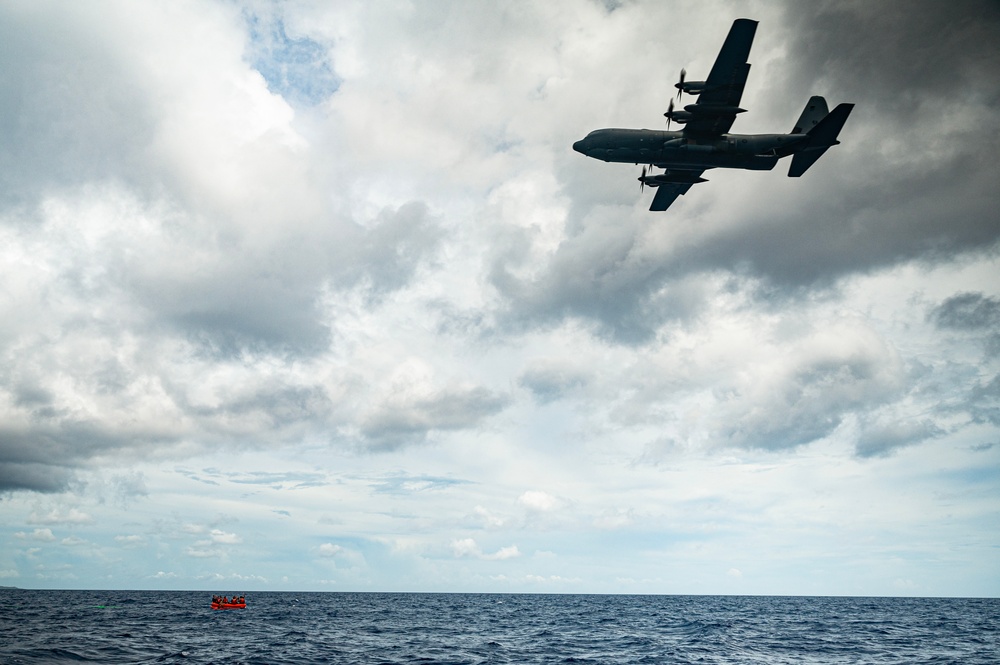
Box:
[676,68,686,101]
[665,98,675,130]
[639,165,647,192]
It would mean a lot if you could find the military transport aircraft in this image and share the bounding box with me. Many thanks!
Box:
[572,18,854,212]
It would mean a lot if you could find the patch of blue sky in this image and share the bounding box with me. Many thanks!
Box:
[228,471,329,489]
[369,474,472,495]
[244,11,340,107]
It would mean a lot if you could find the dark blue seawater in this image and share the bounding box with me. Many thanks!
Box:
[2,590,998,664]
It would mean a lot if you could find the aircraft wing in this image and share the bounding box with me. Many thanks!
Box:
[683,18,758,137]
[647,169,706,211]
[649,183,690,211]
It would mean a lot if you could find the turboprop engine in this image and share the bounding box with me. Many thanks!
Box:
[638,166,709,190]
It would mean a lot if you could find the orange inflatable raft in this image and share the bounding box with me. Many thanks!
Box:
[211,596,246,610]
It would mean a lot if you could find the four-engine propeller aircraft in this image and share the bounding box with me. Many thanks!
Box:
[572,18,854,212]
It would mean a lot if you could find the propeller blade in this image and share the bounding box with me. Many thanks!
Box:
[639,165,647,192]
[665,98,674,130]
[676,68,686,100]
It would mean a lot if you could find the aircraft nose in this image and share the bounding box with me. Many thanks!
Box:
[572,139,586,153]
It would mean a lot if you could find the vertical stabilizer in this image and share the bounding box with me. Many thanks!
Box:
[791,96,828,134]
[789,102,855,177]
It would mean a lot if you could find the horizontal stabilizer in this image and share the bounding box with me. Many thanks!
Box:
[806,102,854,147]
[788,147,829,178]
[788,102,854,177]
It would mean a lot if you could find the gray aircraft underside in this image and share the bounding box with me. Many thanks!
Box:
[572,18,854,212]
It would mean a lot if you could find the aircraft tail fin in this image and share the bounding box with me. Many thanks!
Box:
[788,102,854,177]
[791,96,828,134]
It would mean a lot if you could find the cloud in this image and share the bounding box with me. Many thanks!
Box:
[932,293,1000,331]
[0,3,155,205]
[0,1,456,494]
[152,571,178,579]
[186,546,224,559]
[593,508,635,530]
[471,505,508,529]
[488,545,521,560]
[209,529,242,545]
[518,358,590,403]
[489,206,697,345]
[109,471,150,507]
[28,508,93,525]
[451,538,479,557]
[737,1,1000,282]
[2,0,992,498]
[0,463,74,494]
[360,385,510,451]
[517,490,560,512]
[524,574,581,585]
[198,572,269,584]
[712,321,905,451]
[0,0,996,598]
[856,418,944,458]
[16,528,55,542]
[931,292,1000,357]
[969,375,1000,427]
[450,538,520,560]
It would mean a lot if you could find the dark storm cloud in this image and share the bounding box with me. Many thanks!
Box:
[931,292,1000,357]
[742,0,1000,283]
[0,421,170,493]
[780,0,1000,113]
[0,462,74,494]
[931,292,1000,331]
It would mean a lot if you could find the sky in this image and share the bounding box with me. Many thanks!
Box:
[1,0,998,597]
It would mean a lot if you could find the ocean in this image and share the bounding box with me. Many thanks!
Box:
[2,590,997,664]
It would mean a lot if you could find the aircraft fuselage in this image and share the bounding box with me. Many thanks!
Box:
[572,128,807,171]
